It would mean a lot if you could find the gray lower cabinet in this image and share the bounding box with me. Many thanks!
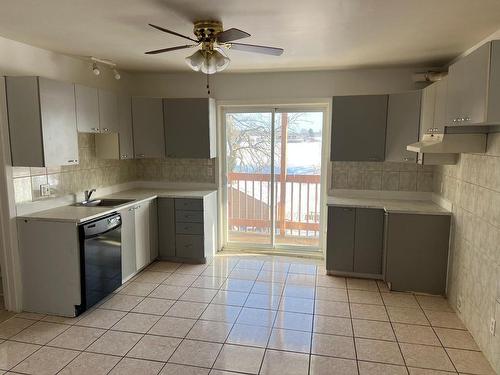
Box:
[120,206,137,282]
[385,212,451,295]
[158,198,176,258]
[6,76,79,167]
[331,95,388,161]
[326,206,384,276]
[131,97,165,159]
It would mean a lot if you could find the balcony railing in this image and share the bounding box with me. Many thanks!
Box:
[227,172,321,239]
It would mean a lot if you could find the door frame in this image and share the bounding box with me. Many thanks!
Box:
[217,99,332,256]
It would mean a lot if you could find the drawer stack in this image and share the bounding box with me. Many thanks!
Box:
[175,198,204,259]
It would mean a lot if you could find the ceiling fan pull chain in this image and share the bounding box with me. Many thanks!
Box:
[206,69,211,96]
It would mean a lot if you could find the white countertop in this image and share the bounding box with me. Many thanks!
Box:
[18,188,217,224]
[327,195,451,215]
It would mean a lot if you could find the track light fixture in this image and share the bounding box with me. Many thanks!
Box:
[113,69,121,80]
[90,57,120,80]
[92,63,101,76]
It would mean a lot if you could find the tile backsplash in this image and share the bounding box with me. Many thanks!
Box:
[330,161,434,192]
[433,132,500,374]
[136,158,216,184]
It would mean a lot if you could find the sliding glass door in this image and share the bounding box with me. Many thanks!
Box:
[224,107,324,250]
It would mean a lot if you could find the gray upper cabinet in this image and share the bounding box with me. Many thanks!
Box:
[331,95,388,161]
[132,97,165,159]
[97,89,119,133]
[6,76,79,167]
[75,84,100,133]
[117,95,134,160]
[446,40,500,126]
[385,91,421,163]
[163,98,217,159]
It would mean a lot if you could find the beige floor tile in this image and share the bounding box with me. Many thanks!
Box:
[175,263,208,275]
[230,268,260,280]
[245,293,280,310]
[274,311,313,331]
[425,311,466,330]
[358,361,408,375]
[99,294,144,311]
[221,278,255,293]
[315,300,350,318]
[289,263,317,275]
[127,335,181,362]
[149,316,196,338]
[348,290,383,305]
[202,266,233,278]
[346,278,379,291]
[119,282,158,297]
[160,363,210,375]
[251,281,284,296]
[286,273,316,286]
[162,273,198,287]
[316,275,346,289]
[382,292,420,308]
[187,320,233,343]
[209,370,246,375]
[260,349,309,375]
[279,296,314,314]
[0,318,35,339]
[283,285,316,299]
[310,355,357,375]
[446,348,496,374]
[311,333,356,359]
[166,301,208,319]
[393,323,441,346]
[133,271,171,284]
[13,346,78,375]
[109,357,164,375]
[11,321,69,345]
[352,319,395,341]
[400,343,455,371]
[149,285,188,299]
[434,327,479,350]
[315,286,348,302]
[191,276,226,289]
[416,295,453,312]
[262,262,291,273]
[42,315,82,325]
[0,341,40,370]
[387,306,429,325]
[14,312,45,321]
[351,303,389,321]
[180,287,218,303]
[48,325,105,350]
[377,280,390,292]
[355,338,404,365]
[212,290,249,306]
[76,308,126,329]
[86,330,142,356]
[132,297,175,315]
[268,328,311,353]
[147,261,181,273]
[111,312,159,333]
[407,368,456,375]
[201,304,242,323]
[237,307,277,327]
[226,323,271,347]
[169,339,222,368]
[58,352,120,375]
[213,344,264,374]
[314,315,353,336]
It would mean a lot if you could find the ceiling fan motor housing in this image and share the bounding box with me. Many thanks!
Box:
[193,20,223,42]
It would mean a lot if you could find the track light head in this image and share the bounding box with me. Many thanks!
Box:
[113,69,121,80]
[92,63,100,76]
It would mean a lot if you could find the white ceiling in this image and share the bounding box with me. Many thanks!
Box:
[1,0,500,73]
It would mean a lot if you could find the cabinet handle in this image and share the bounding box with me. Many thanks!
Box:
[121,154,128,159]
[136,154,145,158]
[464,117,470,121]
[91,127,99,132]
[403,157,409,161]
[453,119,457,123]
[103,128,109,132]
[128,208,134,212]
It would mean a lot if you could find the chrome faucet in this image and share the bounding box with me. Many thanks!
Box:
[84,189,96,202]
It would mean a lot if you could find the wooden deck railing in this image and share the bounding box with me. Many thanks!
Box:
[227,172,321,238]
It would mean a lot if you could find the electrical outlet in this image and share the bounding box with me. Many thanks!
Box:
[457,295,463,313]
[490,318,496,336]
[40,184,50,197]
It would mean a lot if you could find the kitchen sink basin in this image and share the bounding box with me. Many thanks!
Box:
[72,198,134,207]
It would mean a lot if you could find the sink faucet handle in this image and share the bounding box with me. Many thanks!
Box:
[84,188,97,202]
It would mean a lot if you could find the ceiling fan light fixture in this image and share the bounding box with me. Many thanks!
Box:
[185,50,205,72]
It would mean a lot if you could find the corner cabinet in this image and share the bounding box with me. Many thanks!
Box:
[163,98,217,159]
[331,95,388,161]
[131,97,165,159]
[6,77,79,167]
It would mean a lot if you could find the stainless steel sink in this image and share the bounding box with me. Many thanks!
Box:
[72,198,134,207]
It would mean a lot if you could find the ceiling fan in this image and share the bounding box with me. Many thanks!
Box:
[145,20,284,74]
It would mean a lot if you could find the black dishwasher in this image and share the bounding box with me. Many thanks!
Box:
[77,213,122,315]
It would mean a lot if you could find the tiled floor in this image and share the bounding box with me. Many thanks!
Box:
[0,254,496,375]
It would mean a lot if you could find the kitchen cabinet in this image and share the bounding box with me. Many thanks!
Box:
[326,206,384,276]
[132,97,165,159]
[75,84,100,133]
[385,91,421,163]
[163,98,216,158]
[385,212,450,294]
[6,76,79,167]
[97,89,119,133]
[120,206,137,282]
[446,40,500,126]
[134,199,157,270]
[158,198,176,258]
[331,95,388,161]
[420,78,448,136]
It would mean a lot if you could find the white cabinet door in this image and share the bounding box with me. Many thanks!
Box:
[120,207,137,281]
[420,83,436,138]
[117,95,134,160]
[149,199,159,262]
[75,84,100,133]
[433,77,448,134]
[134,201,151,270]
[131,97,165,159]
[98,89,119,133]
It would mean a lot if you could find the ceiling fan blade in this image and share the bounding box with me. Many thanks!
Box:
[229,42,284,56]
[149,23,198,43]
[145,45,197,55]
[217,28,251,43]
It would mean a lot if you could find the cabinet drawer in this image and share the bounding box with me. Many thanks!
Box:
[175,234,204,259]
[176,210,203,223]
[175,198,203,211]
[176,222,203,235]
